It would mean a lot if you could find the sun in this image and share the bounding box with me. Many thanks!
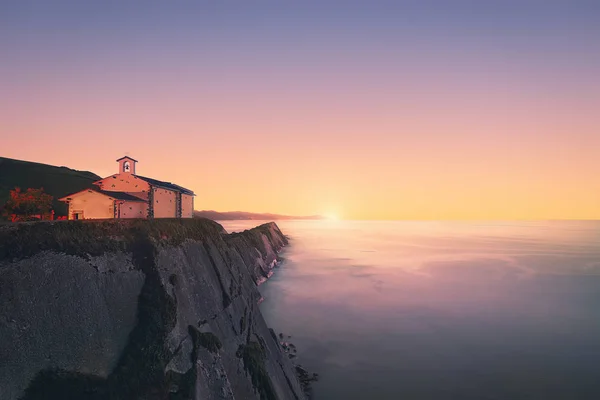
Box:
[324,212,340,221]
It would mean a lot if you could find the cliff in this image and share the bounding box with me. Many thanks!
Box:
[0,219,305,400]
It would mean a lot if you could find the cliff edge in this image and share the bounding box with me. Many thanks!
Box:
[0,218,304,400]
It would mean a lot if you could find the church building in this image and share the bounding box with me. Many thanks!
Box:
[59,156,195,220]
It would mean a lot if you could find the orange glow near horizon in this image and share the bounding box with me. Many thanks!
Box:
[4,109,600,221]
[3,80,600,220]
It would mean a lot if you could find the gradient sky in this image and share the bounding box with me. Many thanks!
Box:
[1,1,599,219]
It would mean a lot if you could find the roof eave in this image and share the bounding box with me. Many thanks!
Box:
[150,185,195,196]
[58,188,98,202]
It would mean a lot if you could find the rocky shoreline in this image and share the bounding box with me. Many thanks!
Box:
[278,333,319,398]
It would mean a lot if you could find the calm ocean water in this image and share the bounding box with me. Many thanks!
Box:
[220,220,600,400]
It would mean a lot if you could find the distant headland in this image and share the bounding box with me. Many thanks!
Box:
[194,210,324,221]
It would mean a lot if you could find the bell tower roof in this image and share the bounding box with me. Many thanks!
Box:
[116,156,138,163]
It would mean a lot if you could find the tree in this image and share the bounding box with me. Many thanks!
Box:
[2,187,53,221]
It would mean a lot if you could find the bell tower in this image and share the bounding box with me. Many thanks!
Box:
[116,156,137,174]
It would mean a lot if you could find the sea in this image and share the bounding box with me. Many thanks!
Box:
[219,220,600,400]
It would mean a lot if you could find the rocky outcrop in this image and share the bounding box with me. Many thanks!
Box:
[226,223,288,284]
[0,219,303,400]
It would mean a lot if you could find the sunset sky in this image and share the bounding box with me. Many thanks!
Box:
[1,1,599,219]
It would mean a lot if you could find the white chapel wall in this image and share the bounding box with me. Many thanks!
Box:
[119,201,149,219]
[153,188,177,218]
[68,191,114,220]
[181,194,194,218]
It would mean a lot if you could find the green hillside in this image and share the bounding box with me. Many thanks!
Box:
[0,157,101,217]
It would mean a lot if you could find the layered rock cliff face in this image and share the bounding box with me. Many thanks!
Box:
[0,219,304,400]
